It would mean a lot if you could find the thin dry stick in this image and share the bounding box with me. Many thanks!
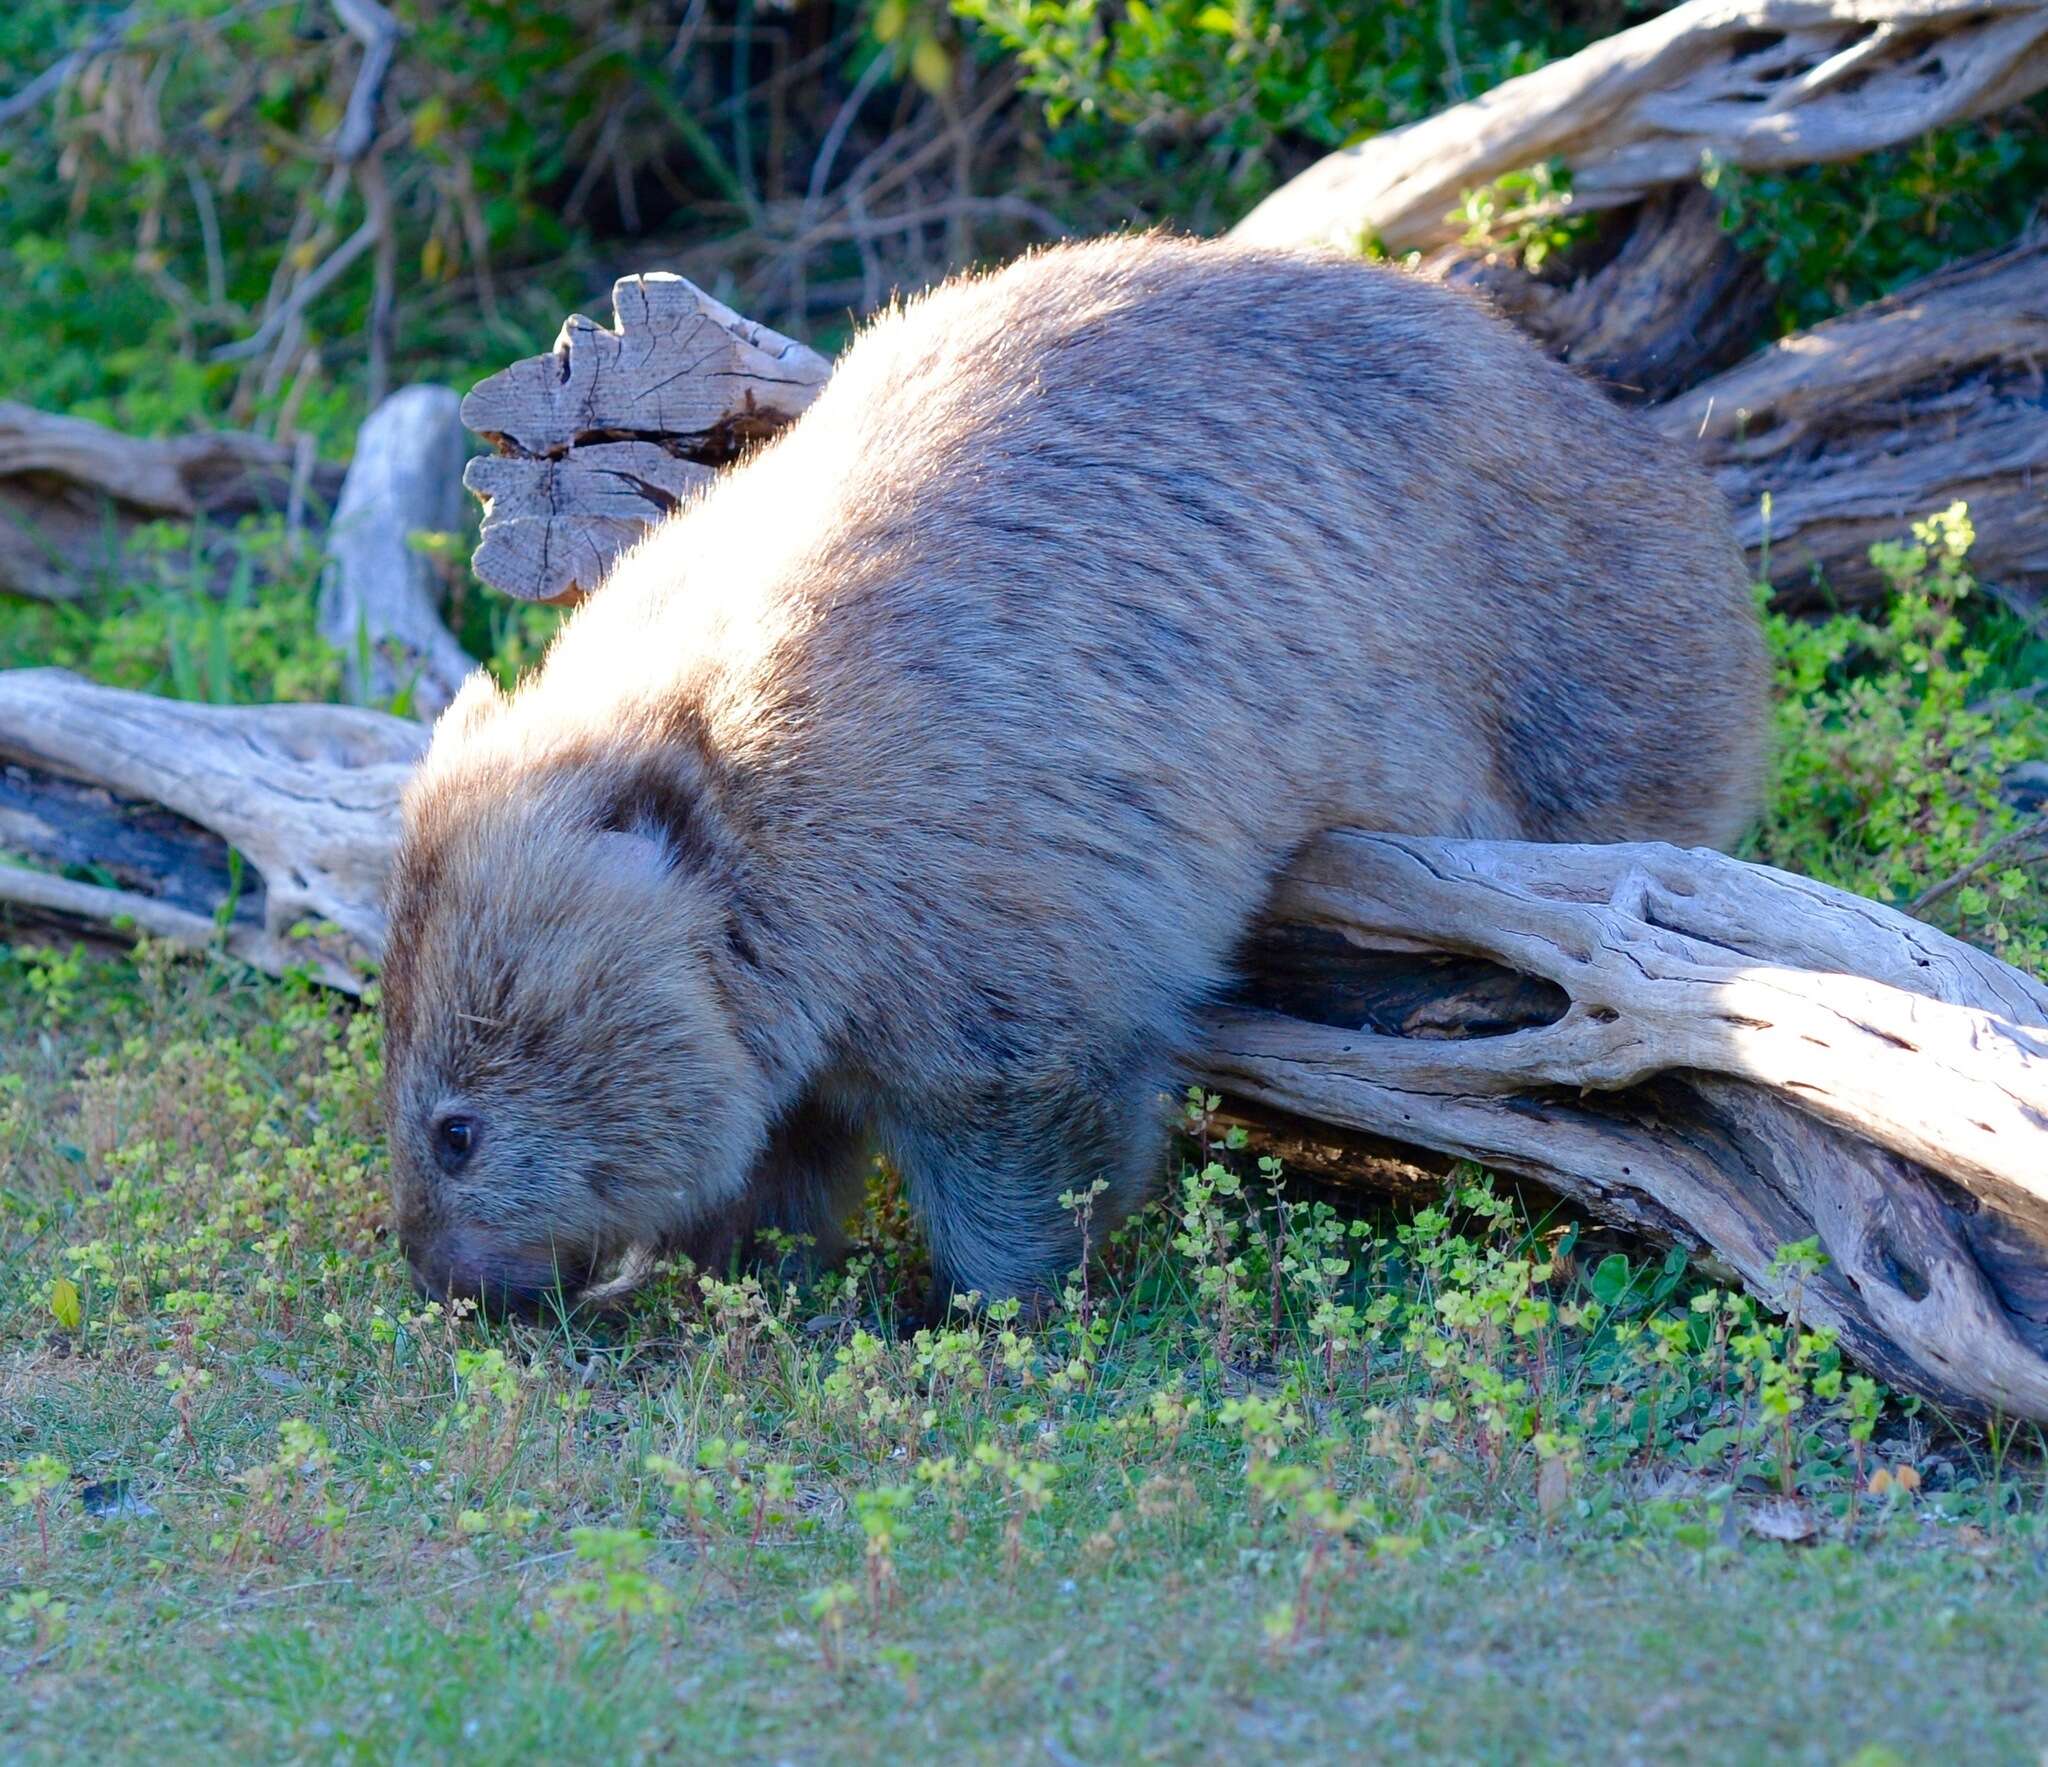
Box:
[184,163,228,312]
[327,0,399,164]
[360,151,398,406]
[1911,815,2048,915]
[213,216,380,365]
[0,6,138,128]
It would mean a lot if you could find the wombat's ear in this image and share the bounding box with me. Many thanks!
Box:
[436,670,509,742]
[591,826,679,886]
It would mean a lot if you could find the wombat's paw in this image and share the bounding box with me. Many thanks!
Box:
[573,1242,664,1312]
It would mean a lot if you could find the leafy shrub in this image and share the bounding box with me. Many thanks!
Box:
[1705,100,2048,333]
[1752,504,2048,978]
[950,0,1587,227]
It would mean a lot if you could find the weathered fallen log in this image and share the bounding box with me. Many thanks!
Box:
[3,666,2045,1419]
[1427,219,2047,602]
[318,385,475,719]
[1655,231,2048,605]
[1231,0,2048,256]
[1425,185,1774,403]
[1219,837,2048,1417]
[0,669,419,990]
[0,401,343,603]
[461,274,833,604]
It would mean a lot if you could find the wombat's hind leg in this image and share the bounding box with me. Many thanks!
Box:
[881,1067,1169,1304]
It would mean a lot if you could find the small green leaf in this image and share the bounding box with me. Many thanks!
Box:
[1589,1253,1634,1306]
[50,1276,82,1332]
[909,34,953,96]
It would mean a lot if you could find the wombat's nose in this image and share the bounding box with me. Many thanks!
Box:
[405,1227,589,1319]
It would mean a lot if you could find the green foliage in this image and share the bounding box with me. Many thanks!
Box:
[0,517,340,703]
[542,1527,678,1640]
[0,0,903,438]
[1753,504,2048,977]
[1446,157,1590,271]
[1704,100,2048,332]
[950,0,1580,226]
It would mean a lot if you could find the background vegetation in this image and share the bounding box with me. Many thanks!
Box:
[3,2,2046,1758]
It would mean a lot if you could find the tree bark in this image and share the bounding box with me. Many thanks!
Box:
[1654,231,2048,606]
[1209,836,2048,1419]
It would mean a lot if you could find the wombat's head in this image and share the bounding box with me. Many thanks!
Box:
[379,709,769,1316]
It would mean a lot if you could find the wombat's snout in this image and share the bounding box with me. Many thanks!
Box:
[405,1226,593,1319]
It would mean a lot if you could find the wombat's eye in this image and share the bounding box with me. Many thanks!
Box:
[434,1114,479,1173]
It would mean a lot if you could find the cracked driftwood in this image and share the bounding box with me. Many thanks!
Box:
[0,669,420,990]
[461,273,833,604]
[1230,0,2048,256]
[2,667,2045,1420]
[0,401,342,602]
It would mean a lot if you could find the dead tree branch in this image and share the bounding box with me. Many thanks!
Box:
[1425,184,1775,402]
[328,0,398,166]
[1232,0,2048,256]
[0,7,138,130]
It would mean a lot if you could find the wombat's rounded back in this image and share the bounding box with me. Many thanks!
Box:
[615,234,1766,857]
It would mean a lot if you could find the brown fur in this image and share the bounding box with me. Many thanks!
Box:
[381,233,1767,1309]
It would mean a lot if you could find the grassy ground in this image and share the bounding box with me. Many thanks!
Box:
[5,947,2046,1763]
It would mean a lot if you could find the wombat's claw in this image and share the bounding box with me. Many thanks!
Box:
[574,1242,662,1310]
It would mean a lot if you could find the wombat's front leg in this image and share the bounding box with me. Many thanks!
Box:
[878,1070,1168,1303]
[677,1094,871,1280]
[750,1093,874,1261]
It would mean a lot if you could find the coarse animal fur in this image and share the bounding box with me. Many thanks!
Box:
[381,232,1767,1312]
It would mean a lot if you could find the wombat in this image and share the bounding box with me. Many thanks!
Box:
[382,233,1766,1313]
